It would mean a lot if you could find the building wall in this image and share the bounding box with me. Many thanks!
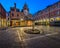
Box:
[10,9,20,19]
[6,12,10,27]
[0,3,6,27]
[33,1,60,25]
[10,6,21,26]
[10,3,33,27]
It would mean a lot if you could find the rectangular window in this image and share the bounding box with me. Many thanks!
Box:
[57,11,59,15]
[58,3,60,8]
[50,7,53,11]
[55,11,59,15]
[45,9,48,12]
[12,13,14,16]
[59,10,60,14]
[17,14,19,17]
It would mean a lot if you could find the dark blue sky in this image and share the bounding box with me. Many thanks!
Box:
[0,0,59,14]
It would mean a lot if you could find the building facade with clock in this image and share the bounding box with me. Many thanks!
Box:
[9,3,33,27]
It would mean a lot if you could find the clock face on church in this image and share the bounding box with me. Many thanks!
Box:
[24,10,28,16]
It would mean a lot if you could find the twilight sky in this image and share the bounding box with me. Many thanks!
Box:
[0,0,59,14]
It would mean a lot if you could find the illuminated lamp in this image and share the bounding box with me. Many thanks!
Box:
[50,18,54,22]
[56,17,60,21]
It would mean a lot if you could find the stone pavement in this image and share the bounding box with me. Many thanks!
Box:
[0,27,60,48]
[0,29,22,48]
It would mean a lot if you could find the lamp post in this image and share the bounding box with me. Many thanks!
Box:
[32,20,35,30]
[20,18,24,26]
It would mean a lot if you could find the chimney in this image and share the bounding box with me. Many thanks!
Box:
[14,3,16,8]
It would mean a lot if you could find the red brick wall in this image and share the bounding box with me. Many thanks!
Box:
[0,4,6,19]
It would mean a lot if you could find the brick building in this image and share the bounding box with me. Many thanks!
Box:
[33,1,60,25]
[10,3,33,27]
[0,3,6,27]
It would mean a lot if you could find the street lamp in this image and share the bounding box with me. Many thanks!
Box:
[20,18,24,26]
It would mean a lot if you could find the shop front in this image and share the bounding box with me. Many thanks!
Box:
[10,20,20,27]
